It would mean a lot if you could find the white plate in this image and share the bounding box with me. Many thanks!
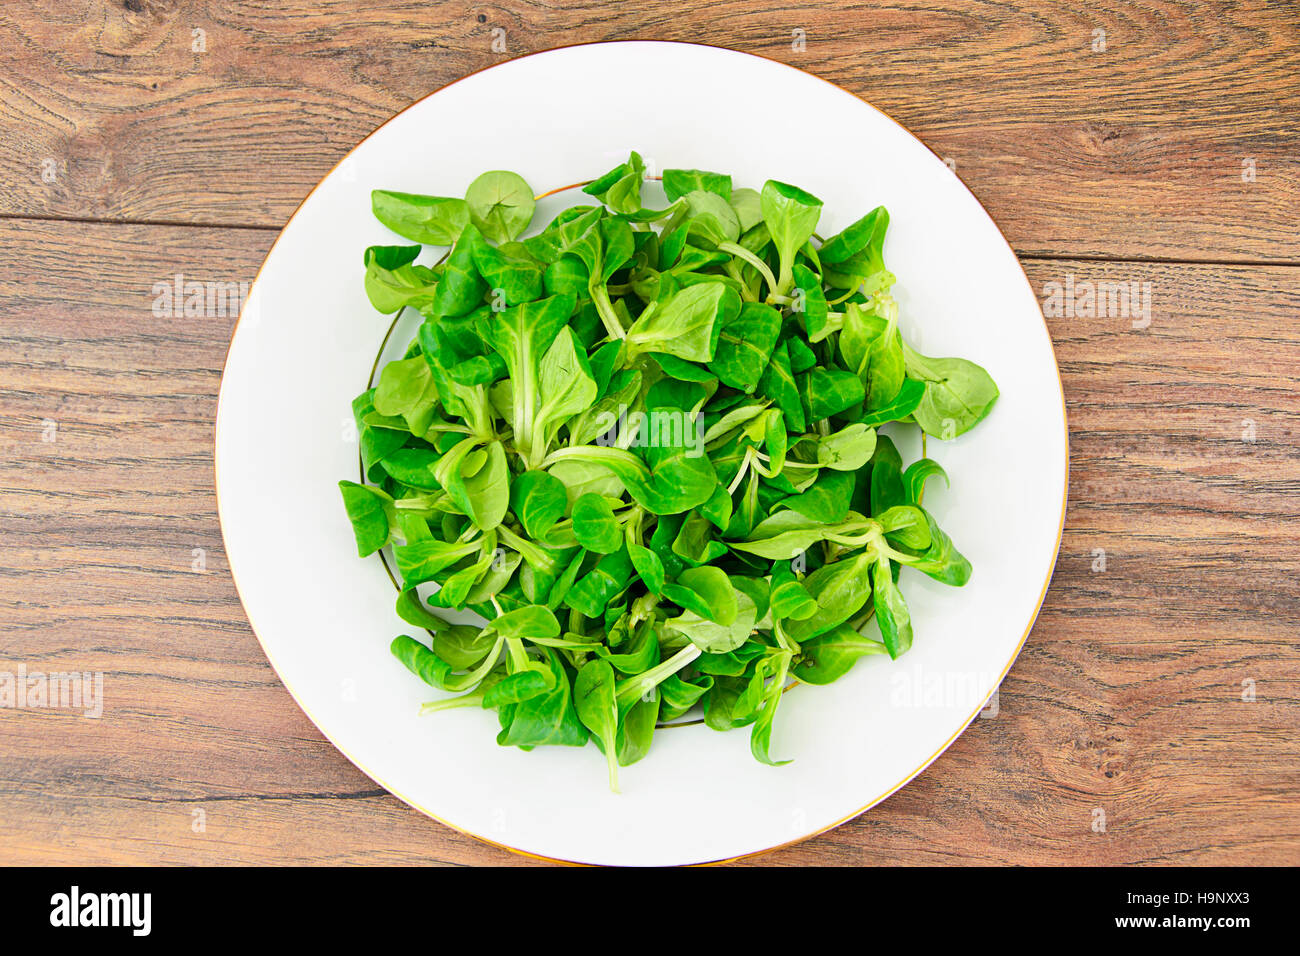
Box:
[216,41,1067,866]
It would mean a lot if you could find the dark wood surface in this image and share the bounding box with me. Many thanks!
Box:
[1,1,1297,865]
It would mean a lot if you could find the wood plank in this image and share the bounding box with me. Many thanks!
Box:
[0,789,532,866]
[1,220,1297,864]
[0,1,1296,260]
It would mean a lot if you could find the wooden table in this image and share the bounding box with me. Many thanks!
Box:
[2,1,1297,866]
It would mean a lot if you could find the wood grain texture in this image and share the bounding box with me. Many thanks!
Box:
[2,0,1297,866]
[1,211,1295,864]
[0,1,1297,261]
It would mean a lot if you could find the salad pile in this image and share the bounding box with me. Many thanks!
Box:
[339,153,998,790]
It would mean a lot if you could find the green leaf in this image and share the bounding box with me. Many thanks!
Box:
[532,325,597,454]
[799,367,866,422]
[664,590,757,653]
[447,352,506,387]
[433,625,496,668]
[764,409,789,474]
[616,693,658,766]
[697,643,766,677]
[683,190,741,245]
[791,263,831,341]
[840,301,904,409]
[792,623,887,684]
[391,635,453,689]
[564,548,633,618]
[903,458,949,505]
[662,566,738,626]
[543,255,589,299]
[574,660,621,792]
[770,563,819,621]
[429,225,489,317]
[491,604,561,642]
[585,152,647,216]
[550,445,717,516]
[380,448,443,491]
[465,170,536,243]
[903,342,1000,438]
[572,493,623,554]
[669,509,726,566]
[750,651,792,766]
[859,377,925,427]
[597,617,659,672]
[817,423,877,471]
[653,353,716,383]
[484,669,552,707]
[784,552,876,642]
[870,435,905,516]
[786,336,817,373]
[353,390,407,481]
[544,549,586,611]
[728,187,763,232]
[819,205,888,266]
[896,508,972,586]
[761,179,822,293]
[700,482,734,531]
[731,511,872,561]
[548,457,626,505]
[338,480,393,556]
[434,438,510,530]
[877,504,932,550]
[510,470,568,540]
[496,647,587,748]
[372,190,470,245]
[373,356,438,421]
[758,341,805,433]
[776,468,855,523]
[658,672,713,721]
[703,676,759,731]
[363,245,439,314]
[872,555,913,658]
[708,301,782,393]
[438,538,499,608]
[471,240,544,306]
[663,168,732,203]
[397,590,451,632]
[624,282,740,364]
[476,292,575,464]
[394,536,481,588]
[628,542,665,594]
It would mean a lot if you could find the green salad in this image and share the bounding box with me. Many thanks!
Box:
[339,153,999,790]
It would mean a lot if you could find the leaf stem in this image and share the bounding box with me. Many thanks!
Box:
[717,241,779,297]
[615,643,701,709]
[589,282,626,339]
[543,444,650,479]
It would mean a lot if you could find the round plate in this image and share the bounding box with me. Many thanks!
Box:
[216,41,1067,866]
